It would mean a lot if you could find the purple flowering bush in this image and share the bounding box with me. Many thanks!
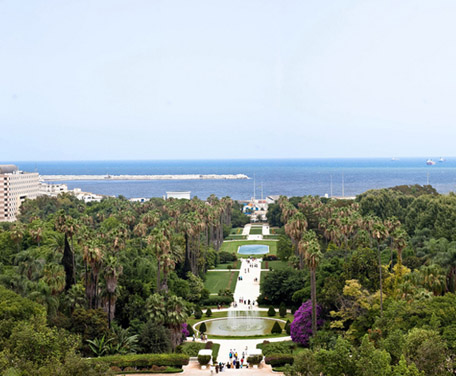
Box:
[181,323,190,338]
[290,300,322,346]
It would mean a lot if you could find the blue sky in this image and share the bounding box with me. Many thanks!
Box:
[1,0,456,160]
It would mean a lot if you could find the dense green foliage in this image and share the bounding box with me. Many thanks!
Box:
[265,189,456,374]
[0,193,237,371]
[3,184,456,373]
[265,354,294,367]
[89,353,189,368]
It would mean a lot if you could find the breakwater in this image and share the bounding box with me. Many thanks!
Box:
[40,174,249,181]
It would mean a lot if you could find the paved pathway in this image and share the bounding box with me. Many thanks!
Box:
[242,224,251,236]
[243,223,266,240]
[211,258,291,364]
[232,258,262,308]
[123,360,282,376]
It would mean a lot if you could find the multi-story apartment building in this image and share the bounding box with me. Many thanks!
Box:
[0,165,40,222]
[39,182,68,197]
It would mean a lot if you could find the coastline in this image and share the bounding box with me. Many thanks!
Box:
[40,174,250,181]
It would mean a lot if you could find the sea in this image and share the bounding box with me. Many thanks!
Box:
[6,158,456,201]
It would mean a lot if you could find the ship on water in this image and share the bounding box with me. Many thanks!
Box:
[426,159,436,165]
[439,157,446,163]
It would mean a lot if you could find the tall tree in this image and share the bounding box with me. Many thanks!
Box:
[299,230,322,336]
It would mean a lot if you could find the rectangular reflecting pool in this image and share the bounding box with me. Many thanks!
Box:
[238,244,269,255]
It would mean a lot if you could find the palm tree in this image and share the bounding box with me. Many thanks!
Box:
[161,233,184,291]
[42,263,66,295]
[10,223,25,252]
[103,255,123,328]
[299,231,322,336]
[279,199,298,224]
[29,220,44,248]
[370,219,389,315]
[165,295,189,350]
[15,250,45,281]
[147,226,171,291]
[285,212,308,268]
[418,265,447,296]
[391,228,408,265]
[84,243,104,308]
[133,222,148,248]
[434,248,456,293]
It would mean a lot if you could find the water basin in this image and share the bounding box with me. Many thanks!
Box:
[197,316,283,336]
[238,244,269,255]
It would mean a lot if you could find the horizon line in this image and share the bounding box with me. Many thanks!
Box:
[3,156,453,163]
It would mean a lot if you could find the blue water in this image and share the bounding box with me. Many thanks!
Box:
[238,245,270,255]
[4,158,456,200]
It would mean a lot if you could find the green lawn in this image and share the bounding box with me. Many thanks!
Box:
[220,240,278,257]
[225,235,248,240]
[249,227,263,235]
[204,271,239,293]
[212,262,239,270]
[261,260,290,271]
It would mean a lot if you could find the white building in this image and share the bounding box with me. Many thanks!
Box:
[0,165,40,222]
[129,197,150,203]
[242,198,269,222]
[39,182,68,197]
[165,191,191,200]
[72,188,103,203]
[266,195,281,204]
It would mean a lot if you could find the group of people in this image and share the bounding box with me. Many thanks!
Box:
[246,257,259,268]
[232,297,255,310]
[192,333,208,342]
[225,348,249,370]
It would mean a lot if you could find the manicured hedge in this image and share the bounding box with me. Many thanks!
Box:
[201,296,233,306]
[264,354,294,367]
[176,342,205,356]
[219,251,237,262]
[197,355,211,366]
[247,355,263,365]
[89,353,189,369]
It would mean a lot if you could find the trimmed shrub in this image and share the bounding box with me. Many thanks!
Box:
[279,304,287,318]
[247,355,263,365]
[259,342,294,356]
[268,306,276,317]
[285,320,291,335]
[186,323,194,337]
[265,354,294,367]
[176,342,205,356]
[194,307,203,319]
[271,321,282,334]
[218,288,233,297]
[219,251,237,263]
[199,322,207,334]
[206,308,212,317]
[200,296,233,306]
[197,354,211,366]
[89,353,190,368]
[205,341,213,349]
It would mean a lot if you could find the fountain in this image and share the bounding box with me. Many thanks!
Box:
[237,244,269,255]
[196,311,284,337]
[194,256,285,337]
